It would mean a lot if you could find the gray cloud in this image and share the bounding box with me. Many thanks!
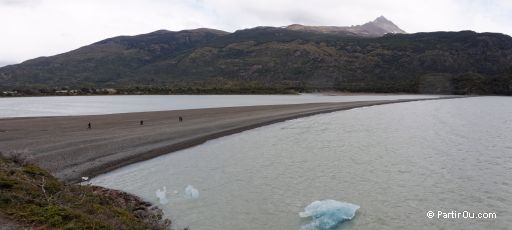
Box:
[0,0,41,6]
[1,0,511,63]
[0,0,28,4]
[0,61,16,67]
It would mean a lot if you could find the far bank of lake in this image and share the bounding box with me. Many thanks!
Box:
[0,94,439,118]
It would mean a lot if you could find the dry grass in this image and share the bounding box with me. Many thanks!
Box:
[0,153,171,229]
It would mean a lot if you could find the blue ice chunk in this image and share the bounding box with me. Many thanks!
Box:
[155,186,168,204]
[299,199,359,230]
[184,185,199,199]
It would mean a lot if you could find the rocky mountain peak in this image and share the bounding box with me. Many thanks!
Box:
[364,16,406,34]
[285,16,405,37]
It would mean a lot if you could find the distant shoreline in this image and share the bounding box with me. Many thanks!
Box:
[0,97,461,183]
[0,87,469,98]
[0,87,300,97]
[0,91,442,99]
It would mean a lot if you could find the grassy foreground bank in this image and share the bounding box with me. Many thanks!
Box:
[0,154,171,229]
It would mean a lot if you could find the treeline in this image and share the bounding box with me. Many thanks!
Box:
[0,86,301,97]
[4,76,511,97]
[334,73,512,95]
[1,88,117,97]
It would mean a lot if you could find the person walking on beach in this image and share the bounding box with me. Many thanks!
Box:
[179,116,183,122]
[88,122,91,129]
[140,120,144,125]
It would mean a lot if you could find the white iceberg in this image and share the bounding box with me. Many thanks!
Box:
[155,186,169,204]
[299,199,359,230]
[184,185,199,199]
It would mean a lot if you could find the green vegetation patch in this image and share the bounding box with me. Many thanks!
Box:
[0,156,170,229]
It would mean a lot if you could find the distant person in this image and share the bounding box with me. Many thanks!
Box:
[179,116,183,122]
[140,120,144,125]
[88,122,91,129]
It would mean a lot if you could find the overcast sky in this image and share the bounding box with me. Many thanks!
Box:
[1,0,511,66]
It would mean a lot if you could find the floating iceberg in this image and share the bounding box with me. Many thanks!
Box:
[155,186,169,204]
[299,199,359,230]
[184,185,199,199]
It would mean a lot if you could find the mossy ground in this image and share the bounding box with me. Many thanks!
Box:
[0,156,170,229]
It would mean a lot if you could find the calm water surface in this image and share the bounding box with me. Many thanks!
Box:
[90,97,512,230]
[0,94,438,118]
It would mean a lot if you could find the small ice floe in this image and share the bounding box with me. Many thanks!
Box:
[81,177,89,181]
[155,186,169,204]
[184,185,199,199]
[299,199,359,230]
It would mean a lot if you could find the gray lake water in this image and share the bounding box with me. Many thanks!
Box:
[90,97,512,230]
[0,94,437,118]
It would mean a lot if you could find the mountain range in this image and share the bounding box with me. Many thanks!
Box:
[286,16,405,36]
[1,16,511,95]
